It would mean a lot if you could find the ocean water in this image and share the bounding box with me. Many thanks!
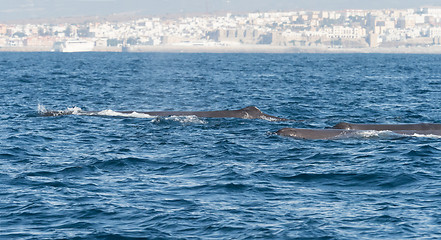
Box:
[1,52,441,239]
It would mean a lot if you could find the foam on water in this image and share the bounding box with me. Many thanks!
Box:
[163,115,207,124]
[353,130,441,139]
[410,133,441,139]
[354,130,398,138]
[92,110,155,118]
[38,105,207,124]
[92,111,207,124]
[259,115,283,122]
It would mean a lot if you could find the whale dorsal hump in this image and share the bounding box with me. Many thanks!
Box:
[240,106,263,118]
[332,122,352,130]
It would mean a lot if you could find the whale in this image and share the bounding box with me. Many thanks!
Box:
[276,127,441,140]
[332,122,441,131]
[40,106,290,121]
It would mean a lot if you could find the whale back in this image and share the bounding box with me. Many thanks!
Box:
[277,127,441,140]
[146,106,263,119]
[143,106,288,121]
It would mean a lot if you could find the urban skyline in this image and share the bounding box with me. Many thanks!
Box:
[2,6,441,53]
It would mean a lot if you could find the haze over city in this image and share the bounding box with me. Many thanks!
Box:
[3,0,441,54]
[2,0,441,22]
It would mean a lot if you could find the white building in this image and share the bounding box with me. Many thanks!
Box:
[422,7,441,17]
[429,27,441,37]
[327,26,366,39]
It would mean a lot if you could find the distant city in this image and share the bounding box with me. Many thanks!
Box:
[1,6,441,52]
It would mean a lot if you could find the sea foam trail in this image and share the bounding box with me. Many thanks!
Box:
[88,110,207,124]
[353,130,401,139]
[344,130,441,139]
[37,105,207,124]
[38,105,156,118]
[89,110,155,118]
[409,133,441,139]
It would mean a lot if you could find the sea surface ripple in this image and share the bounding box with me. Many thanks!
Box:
[1,52,441,239]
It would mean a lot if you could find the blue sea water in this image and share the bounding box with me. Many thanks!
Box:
[1,52,441,239]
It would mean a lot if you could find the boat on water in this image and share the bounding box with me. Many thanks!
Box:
[53,40,95,52]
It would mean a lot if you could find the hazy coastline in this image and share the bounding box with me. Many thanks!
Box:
[2,45,441,54]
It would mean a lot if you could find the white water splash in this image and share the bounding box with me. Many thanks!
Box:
[67,106,83,115]
[38,104,83,116]
[37,104,48,114]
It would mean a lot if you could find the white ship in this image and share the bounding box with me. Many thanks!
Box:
[53,40,95,52]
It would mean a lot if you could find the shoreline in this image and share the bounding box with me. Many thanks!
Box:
[2,45,441,54]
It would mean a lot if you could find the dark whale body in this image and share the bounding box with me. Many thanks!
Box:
[41,106,289,121]
[274,122,441,140]
[276,127,441,140]
[333,122,441,131]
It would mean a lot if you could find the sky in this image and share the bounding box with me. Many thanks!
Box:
[1,0,441,22]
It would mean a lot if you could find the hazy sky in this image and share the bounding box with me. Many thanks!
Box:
[1,0,441,22]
